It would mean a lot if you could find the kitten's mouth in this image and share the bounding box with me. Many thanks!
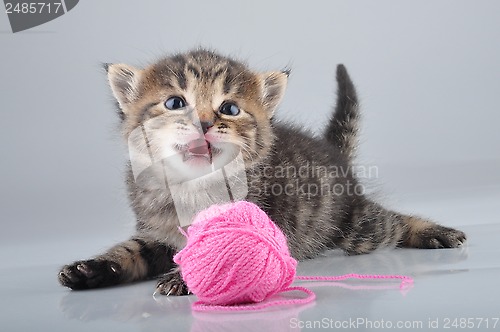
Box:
[176,139,220,163]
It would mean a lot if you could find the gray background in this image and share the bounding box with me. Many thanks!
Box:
[1,0,499,269]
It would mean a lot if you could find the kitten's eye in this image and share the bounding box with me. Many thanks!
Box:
[219,102,240,116]
[165,96,186,110]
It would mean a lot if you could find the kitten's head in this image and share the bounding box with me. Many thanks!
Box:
[107,49,287,182]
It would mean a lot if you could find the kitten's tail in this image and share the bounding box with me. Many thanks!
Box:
[323,64,360,160]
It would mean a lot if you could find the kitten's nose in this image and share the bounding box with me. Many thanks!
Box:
[200,121,214,134]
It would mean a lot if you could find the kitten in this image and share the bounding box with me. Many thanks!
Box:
[58,49,466,295]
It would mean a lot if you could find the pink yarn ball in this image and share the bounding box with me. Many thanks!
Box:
[173,201,298,307]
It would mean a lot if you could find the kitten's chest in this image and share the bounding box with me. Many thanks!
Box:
[169,179,242,227]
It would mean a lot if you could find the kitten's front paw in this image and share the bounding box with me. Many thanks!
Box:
[417,225,467,249]
[155,270,189,296]
[58,259,122,290]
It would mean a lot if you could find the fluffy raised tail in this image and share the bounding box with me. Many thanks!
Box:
[323,64,360,160]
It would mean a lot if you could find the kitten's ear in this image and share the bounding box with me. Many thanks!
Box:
[106,63,143,110]
[259,71,289,115]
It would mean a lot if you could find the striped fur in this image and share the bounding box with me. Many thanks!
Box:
[324,64,360,160]
[59,49,466,294]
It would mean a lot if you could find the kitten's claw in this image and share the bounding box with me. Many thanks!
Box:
[155,270,189,296]
[415,225,467,249]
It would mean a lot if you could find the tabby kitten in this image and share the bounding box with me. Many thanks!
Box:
[58,49,466,295]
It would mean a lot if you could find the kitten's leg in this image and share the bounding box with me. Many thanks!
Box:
[338,199,466,255]
[58,235,175,290]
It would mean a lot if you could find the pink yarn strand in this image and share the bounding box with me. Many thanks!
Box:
[191,286,316,312]
[190,274,413,312]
